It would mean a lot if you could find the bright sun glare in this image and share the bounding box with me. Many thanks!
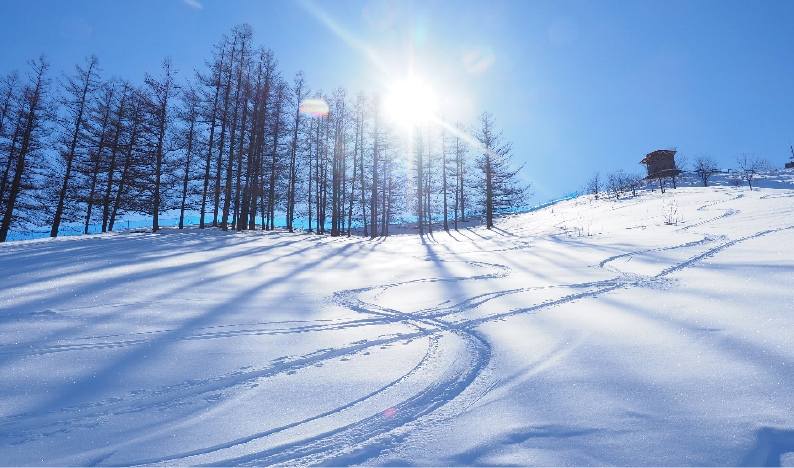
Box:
[383,77,438,128]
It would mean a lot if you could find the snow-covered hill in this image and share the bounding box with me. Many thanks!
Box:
[1,172,793,466]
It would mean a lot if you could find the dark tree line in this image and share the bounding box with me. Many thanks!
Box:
[0,56,52,242]
[0,25,529,242]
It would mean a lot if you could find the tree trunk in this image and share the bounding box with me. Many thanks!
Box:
[267,85,284,231]
[307,117,313,232]
[287,72,305,233]
[147,61,174,233]
[0,112,23,207]
[179,98,197,229]
[52,56,99,237]
[213,41,236,227]
[233,75,250,231]
[358,108,367,237]
[109,96,143,232]
[442,125,448,231]
[221,46,245,232]
[370,99,379,238]
[416,131,424,235]
[346,108,360,237]
[486,151,493,229]
[83,156,102,234]
[101,86,127,233]
[200,52,223,229]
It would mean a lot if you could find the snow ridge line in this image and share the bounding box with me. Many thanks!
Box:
[0,317,393,358]
[657,225,794,278]
[676,208,738,232]
[598,236,718,269]
[696,192,744,211]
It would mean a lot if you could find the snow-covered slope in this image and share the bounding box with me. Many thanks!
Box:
[1,174,793,466]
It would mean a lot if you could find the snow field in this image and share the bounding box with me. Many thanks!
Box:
[1,177,794,465]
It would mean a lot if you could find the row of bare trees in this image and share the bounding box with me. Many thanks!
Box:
[0,25,528,242]
[583,153,776,202]
[0,57,52,242]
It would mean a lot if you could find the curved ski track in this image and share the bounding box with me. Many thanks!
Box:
[2,201,792,466]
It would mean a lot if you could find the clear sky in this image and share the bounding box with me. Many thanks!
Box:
[2,0,794,201]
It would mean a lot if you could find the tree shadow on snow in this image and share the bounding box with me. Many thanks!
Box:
[742,428,794,467]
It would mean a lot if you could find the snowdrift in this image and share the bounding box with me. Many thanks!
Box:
[1,171,793,466]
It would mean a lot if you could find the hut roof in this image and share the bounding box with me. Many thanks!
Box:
[639,149,677,165]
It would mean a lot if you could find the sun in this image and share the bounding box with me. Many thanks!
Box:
[382,77,438,128]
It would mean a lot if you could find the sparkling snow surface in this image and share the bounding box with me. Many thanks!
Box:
[1,176,794,466]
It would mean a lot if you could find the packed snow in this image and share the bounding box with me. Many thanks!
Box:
[1,172,794,466]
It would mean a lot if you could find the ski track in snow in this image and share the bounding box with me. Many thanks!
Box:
[2,192,793,466]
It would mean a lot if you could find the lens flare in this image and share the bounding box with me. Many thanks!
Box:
[382,407,398,418]
[462,46,495,75]
[299,98,329,118]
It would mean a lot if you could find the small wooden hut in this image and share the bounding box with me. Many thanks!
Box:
[640,149,681,192]
[639,150,681,179]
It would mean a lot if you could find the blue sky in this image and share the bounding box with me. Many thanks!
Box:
[2,0,794,201]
